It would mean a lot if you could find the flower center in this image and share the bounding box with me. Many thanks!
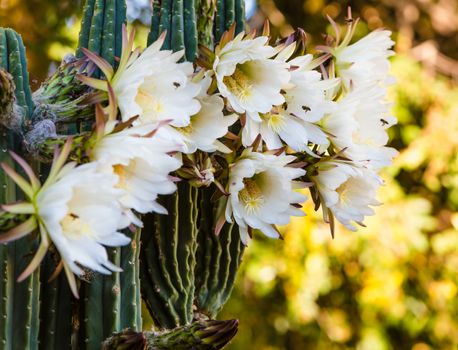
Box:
[335,177,357,206]
[136,88,163,116]
[113,163,134,190]
[261,110,286,133]
[61,213,95,239]
[239,178,265,212]
[223,64,253,101]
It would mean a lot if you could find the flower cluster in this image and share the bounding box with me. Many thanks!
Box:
[0,15,397,293]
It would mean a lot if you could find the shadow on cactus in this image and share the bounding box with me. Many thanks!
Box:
[0,1,397,349]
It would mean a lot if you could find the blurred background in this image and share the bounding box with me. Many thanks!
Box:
[1,0,458,349]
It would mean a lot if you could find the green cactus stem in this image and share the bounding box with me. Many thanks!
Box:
[194,188,245,318]
[77,0,125,68]
[39,255,75,350]
[0,27,39,350]
[102,319,239,350]
[213,0,245,43]
[140,182,199,329]
[149,0,198,61]
[234,0,245,34]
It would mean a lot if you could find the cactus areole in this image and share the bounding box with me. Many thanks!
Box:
[0,1,397,349]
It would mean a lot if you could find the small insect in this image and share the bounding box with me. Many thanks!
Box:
[302,105,311,112]
[380,118,389,126]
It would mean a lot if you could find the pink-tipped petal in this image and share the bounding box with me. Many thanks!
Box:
[9,152,41,191]
[0,162,34,198]
[2,202,35,214]
[76,74,108,91]
[80,48,114,80]
[63,262,79,299]
[0,216,37,243]
[17,237,49,282]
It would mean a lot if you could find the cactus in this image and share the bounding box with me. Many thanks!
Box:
[102,319,239,350]
[194,189,245,318]
[0,28,40,350]
[0,1,248,348]
[76,2,143,348]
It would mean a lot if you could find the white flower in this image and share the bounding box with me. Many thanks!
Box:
[176,75,237,153]
[333,30,394,89]
[91,123,183,223]
[37,163,131,277]
[242,54,339,151]
[225,150,307,244]
[213,33,290,115]
[312,161,382,230]
[111,35,201,127]
[1,144,131,297]
[321,83,398,169]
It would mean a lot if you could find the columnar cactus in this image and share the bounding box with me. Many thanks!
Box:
[0,1,245,349]
[0,28,39,350]
[0,1,397,349]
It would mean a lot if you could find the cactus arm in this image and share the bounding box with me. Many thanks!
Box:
[5,29,34,121]
[103,249,122,338]
[209,223,234,311]
[83,274,105,349]
[183,0,198,61]
[148,1,161,45]
[120,228,142,330]
[0,31,8,69]
[214,0,226,43]
[234,0,245,34]
[221,225,244,304]
[39,260,58,350]
[0,27,38,350]
[39,256,74,350]
[0,244,7,348]
[76,0,96,58]
[115,0,126,57]
[195,190,214,309]
[171,0,185,54]
[176,184,199,325]
[224,0,235,30]
[88,0,105,58]
[141,216,182,328]
[194,189,245,318]
[158,0,173,50]
[101,0,116,65]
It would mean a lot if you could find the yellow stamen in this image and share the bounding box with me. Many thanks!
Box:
[223,64,253,101]
[61,213,95,239]
[261,110,286,132]
[135,89,163,114]
[239,178,264,212]
[113,163,132,190]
